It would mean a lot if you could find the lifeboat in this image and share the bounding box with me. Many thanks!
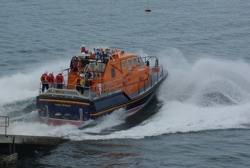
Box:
[36,47,168,127]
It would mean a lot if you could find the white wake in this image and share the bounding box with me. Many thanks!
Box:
[2,48,250,140]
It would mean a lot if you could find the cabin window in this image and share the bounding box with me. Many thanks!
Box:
[89,62,96,71]
[111,68,116,78]
[96,62,105,72]
[133,58,138,65]
[138,57,144,66]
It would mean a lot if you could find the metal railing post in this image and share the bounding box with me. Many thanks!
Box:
[88,87,91,99]
[0,115,9,136]
[138,85,140,95]
[151,75,153,87]
[5,117,7,135]
[144,80,146,91]
[157,70,159,82]
[161,66,163,77]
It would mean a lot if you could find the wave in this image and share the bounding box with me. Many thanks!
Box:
[68,49,250,140]
[2,48,250,140]
[7,108,127,138]
[0,59,68,109]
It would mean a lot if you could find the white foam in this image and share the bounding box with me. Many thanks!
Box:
[0,59,68,109]
[83,101,249,140]
[81,108,126,133]
[8,121,76,137]
[3,48,250,140]
[2,108,126,138]
[65,50,250,140]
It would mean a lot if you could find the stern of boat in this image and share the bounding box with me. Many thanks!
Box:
[36,88,93,127]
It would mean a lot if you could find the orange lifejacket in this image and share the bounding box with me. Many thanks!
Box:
[47,73,55,83]
[41,74,48,83]
[56,74,64,84]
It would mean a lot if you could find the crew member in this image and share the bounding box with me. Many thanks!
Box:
[56,73,64,89]
[81,46,88,54]
[97,83,102,96]
[47,72,55,88]
[89,52,95,60]
[76,75,85,94]
[40,72,49,92]
[155,59,159,67]
[70,56,78,71]
[80,75,85,94]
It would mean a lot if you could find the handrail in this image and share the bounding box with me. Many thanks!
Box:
[141,55,158,63]
[0,115,9,136]
[40,65,165,99]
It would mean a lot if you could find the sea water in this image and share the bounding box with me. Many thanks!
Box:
[1,0,250,167]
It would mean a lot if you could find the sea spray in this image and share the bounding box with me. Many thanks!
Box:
[3,49,250,140]
[66,50,250,140]
[0,59,68,108]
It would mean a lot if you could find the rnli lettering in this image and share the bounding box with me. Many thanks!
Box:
[54,104,71,107]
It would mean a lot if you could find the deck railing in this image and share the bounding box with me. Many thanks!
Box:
[40,65,166,99]
[0,115,9,136]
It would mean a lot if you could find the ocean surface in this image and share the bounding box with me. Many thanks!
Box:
[1,0,250,167]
